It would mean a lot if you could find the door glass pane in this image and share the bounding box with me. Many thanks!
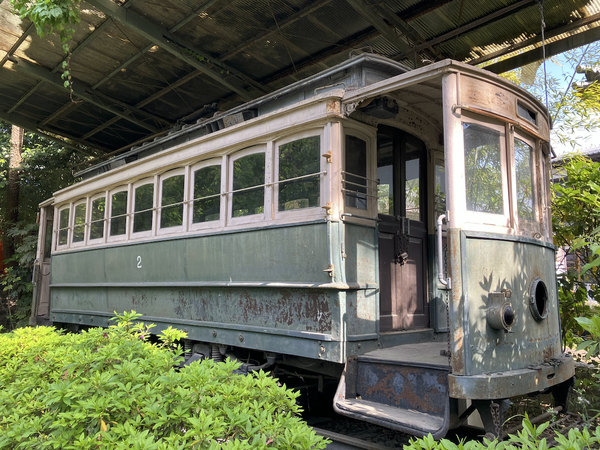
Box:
[232,153,265,217]
[161,175,184,228]
[72,203,86,243]
[515,138,535,222]
[435,164,446,217]
[110,191,128,236]
[58,208,69,245]
[463,123,503,214]
[44,219,53,258]
[90,197,105,240]
[134,184,154,233]
[279,136,320,211]
[405,156,420,221]
[193,165,221,223]
[377,135,393,215]
[345,135,367,210]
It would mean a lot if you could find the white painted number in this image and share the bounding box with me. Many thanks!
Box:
[137,255,142,269]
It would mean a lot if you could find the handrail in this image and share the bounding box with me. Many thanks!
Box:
[437,214,451,289]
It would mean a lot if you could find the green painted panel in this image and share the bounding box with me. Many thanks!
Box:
[344,223,378,285]
[463,237,560,375]
[345,289,378,336]
[52,223,330,284]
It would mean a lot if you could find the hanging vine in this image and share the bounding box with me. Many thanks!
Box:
[9,0,82,93]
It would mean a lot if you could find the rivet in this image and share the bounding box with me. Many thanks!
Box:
[318,341,322,345]
[239,335,244,342]
[318,353,322,357]
[212,330,217,337]
[90,316,94,322]
[78,316,82,322]
[320,346,325,353]
[358,343,361,348]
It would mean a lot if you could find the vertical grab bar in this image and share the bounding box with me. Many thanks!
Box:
[437,214,451,289]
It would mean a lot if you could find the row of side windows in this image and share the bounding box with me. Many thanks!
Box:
[56,133,335,249]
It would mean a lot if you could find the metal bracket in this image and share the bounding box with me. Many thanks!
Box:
[322,150,332,163]
[323,264,335,278]
[321,202,333,215]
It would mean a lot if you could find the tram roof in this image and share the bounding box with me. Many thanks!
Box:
[1,0,600,164]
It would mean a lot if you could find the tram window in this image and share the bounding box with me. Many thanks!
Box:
[463,123,503,214]
[133,183,154,233]
[405,154,421,222]
[72,202,86,243]
[160,175,184,229]
[110,191,128,237]
[193,165,221,223]
[58,207,69,246]
[377,134,394,215]
[435,164,446,217]
[89,196,105,240]
[515,138,535,222]
[278,136,320,211]
[232,153,265,217]
[345,135,368,210]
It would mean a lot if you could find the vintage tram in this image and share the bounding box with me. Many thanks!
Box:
[31,54,575,438]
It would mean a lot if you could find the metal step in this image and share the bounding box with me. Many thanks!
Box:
[334,342,451,438]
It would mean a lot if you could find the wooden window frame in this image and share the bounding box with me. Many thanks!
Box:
[157,168,187,236]
[107,185,130,243]
[189,158,225,232]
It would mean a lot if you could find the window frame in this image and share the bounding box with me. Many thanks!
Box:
[461,114,510,229]
[342,127,377,218]
[157,168,187,235]
[88,192,107,244]
[131,177,156,239]
[189,158,225,231]
[107,185,130,243]
[274,129,324,221]
[510,130,540,234]
[56,204,71,249]
[71,198,88,248]
[228,145,270,226]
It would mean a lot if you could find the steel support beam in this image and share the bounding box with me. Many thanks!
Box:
[345,0,413,55]
[86,0,265,99]
[11,57,164,133]
[395,0,536,60]
[0,23,34,68]
[484,26,600,74]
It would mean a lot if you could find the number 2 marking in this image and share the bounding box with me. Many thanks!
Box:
[137,256,142,269]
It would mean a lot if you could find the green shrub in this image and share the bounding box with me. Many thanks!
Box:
[405,416,600,450]
[0,313,327,449]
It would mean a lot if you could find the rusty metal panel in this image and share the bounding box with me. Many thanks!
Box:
[356,362,448,416]
[462,232,563,375]
[448,353,575,399]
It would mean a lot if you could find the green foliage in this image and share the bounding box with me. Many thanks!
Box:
[405,416,600,450]
[0,312,328,449]
[8,0,81,90]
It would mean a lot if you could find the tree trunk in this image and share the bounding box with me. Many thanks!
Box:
[2,125,23,265]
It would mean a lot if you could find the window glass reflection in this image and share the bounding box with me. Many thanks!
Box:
[232,153,265,217]
[110,191,128,236]
[193,166,221,223]
[345,135,367,210]
[278,136,320,211]
[133,184,153,233]
[58,208,69,245]
[90,197,105,240]
[161,175,184,228]
[515,138,535,222]
[72,203,86,243]
[377,135,393,215]
[463,123,503,214]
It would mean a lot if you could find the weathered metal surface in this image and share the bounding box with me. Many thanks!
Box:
[448,353,574,399]
[356,362,448,415]
[51,223,330,284]
[462,233,563,374]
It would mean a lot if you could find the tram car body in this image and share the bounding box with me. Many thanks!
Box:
[31,54,574,438]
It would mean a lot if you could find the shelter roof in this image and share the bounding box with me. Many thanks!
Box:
[2,0,600,164]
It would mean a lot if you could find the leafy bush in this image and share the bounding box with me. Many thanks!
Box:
[406,416,600,450]
[0,312,327,449]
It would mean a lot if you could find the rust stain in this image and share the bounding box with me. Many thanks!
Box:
[326,99,341,114]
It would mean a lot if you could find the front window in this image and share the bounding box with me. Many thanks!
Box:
[463,123,504,215]
[515,138,536,222]
[278,136,320,211]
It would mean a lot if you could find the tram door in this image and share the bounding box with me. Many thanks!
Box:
[31,205,53,323]
[377,127,428,331]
